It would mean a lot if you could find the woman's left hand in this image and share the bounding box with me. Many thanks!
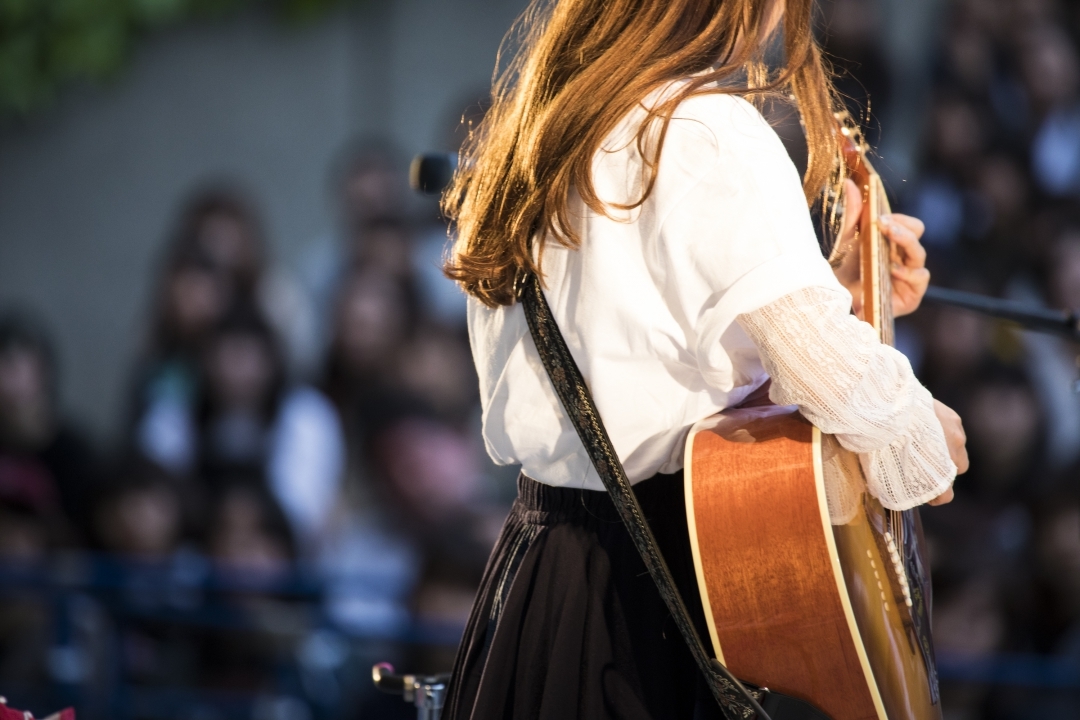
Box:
[832,179,931,318]
[882,213,930,317]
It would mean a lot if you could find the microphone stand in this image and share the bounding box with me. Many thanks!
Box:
[922,286,1080,343]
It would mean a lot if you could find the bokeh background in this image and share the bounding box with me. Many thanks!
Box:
[0,0,1078,718]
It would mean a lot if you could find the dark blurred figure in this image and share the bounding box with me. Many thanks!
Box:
[370,412,502,672]
[320,266,422,566]
[298,140,413,360]
[1029,495,1080,654]
[204,472,295,575]
[169,187,316,376]
[820,0,893,148]
[321,264,481,517]
[0,313,99,707]
[137,299,343,558]
[172,191,263,296]
[906,92,998,275]
[1022,23,1080,198]
[92,456,190,559]
[980,493,1080,718]
[197,307,344,556]
[337,141,409,231]
[396,324,478,426]
[323,269,418,430]
[134,246,230,476]
[957,362,1044,500]
[196,473,299,696]
[133,189,315,473]
[0,312,97,547]
[197,308,287,478]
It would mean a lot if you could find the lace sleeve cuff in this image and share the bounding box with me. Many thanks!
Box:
[737,286,956,510]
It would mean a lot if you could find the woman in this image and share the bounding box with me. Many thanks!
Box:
[442,0,970,718]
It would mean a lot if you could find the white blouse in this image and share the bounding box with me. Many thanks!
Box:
[467,88,956,511]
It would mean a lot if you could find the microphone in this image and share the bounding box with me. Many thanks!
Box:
[410,153,459,195]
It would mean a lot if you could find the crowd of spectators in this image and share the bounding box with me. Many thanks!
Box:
[0,139,509,716]
[2,0,1080,717]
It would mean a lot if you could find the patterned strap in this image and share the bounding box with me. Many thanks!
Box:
[519,273,767,720]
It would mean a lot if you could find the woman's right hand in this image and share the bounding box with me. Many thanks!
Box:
[927,399,968,506]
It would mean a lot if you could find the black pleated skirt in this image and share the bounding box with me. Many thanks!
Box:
[444,471,724,720]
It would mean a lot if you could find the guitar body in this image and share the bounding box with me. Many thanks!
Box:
[683,119,941,719]
[685,407,940,719]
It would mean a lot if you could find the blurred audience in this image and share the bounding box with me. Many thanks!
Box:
[19,4,1080,714]
[132,190,316,476]
[878,0,1080,714]
[0,313,97,552]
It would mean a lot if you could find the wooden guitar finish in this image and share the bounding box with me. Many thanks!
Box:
[684,124,941,720]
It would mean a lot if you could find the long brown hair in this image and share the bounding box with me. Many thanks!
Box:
[444,0,844,308]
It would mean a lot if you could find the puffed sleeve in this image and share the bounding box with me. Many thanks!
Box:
[651,94,846,390]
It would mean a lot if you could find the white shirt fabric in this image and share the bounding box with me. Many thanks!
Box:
[468,87,956,509]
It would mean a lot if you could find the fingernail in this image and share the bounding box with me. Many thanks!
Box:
[879,214,892,227]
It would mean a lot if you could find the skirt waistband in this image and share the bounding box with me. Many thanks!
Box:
[516,470,684,522]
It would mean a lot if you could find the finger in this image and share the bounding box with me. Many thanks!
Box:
[927,487,955,506]
[890,265,931,288]
[881,218,928,267]
[881,213,925,240]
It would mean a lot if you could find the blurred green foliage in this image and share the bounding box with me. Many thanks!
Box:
[0,0,360,115]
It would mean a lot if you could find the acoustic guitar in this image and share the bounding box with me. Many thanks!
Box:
[684,122,941,720]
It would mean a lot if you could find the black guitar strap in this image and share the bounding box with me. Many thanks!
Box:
[520,272,832,720]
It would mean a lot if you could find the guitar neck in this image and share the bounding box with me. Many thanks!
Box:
[838,132,898,349]
[847,147,895,348]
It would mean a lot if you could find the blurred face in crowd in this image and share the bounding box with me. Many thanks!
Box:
[208,486,290,574]
[1049,232,1080,309]
[166,264,230,343]
[358,223,413,279]
[96,483,183,559]
[1036,503,1080,609]
[947,24,994,91]
[1020,25,1079,109]
[344,165,403,227]
[195,211,261,280]
[958,0,1006,32]
[399,331,474,418]
[378,418,480,522]
[822,0,879,51]
[205,331,276,412]
[0,344,51,448]
[0,510,48,561]
[930,97,985,170]
[1012,0,1059,26]
[929,575,1005,657]
[929,306,989,375]
[335,274,408,375]
[965,381,1040,490]
[977,156,1029,229]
